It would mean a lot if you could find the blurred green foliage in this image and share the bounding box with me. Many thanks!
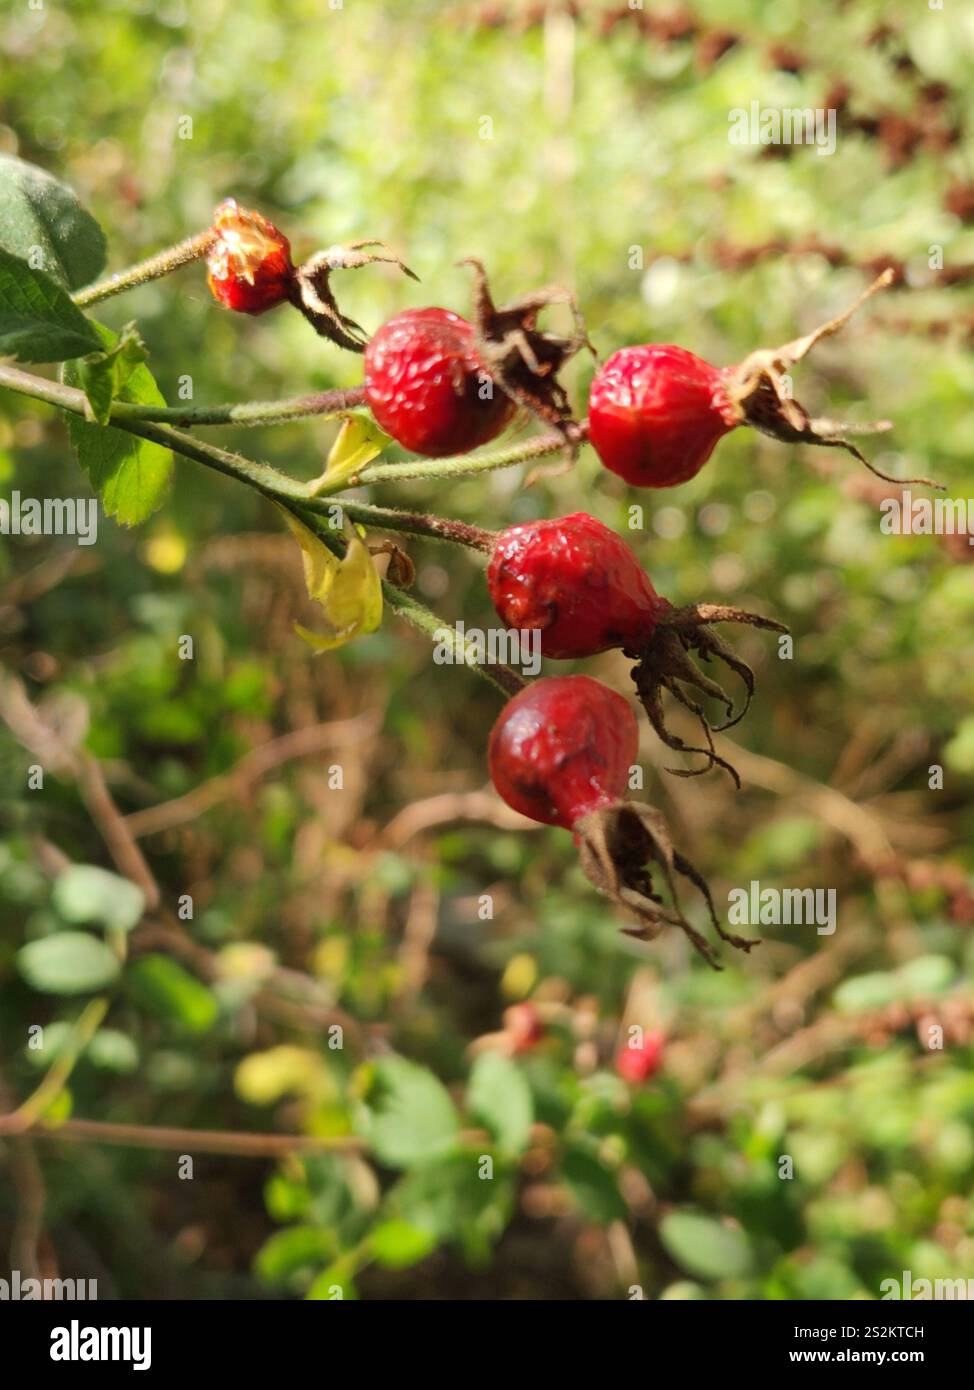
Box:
[0,0,973,1300]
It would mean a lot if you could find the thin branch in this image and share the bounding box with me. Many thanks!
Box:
[111,386,367,427]
[313,499,496,552]
[0,1113,367,1157]
[124,712,379,838]
[354,428,575,485]
[0,365,532,694]
[72,229,216,307]
[3,999,109,1134]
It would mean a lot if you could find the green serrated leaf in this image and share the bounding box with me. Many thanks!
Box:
[77,322,148,426]
[17,932,120,995]
[365,1056,460,1170]
[467,1052,533,1157]
[62,322,173,526]
[0,154,107,290]
[0,249,101,362]
[52,864,145,933]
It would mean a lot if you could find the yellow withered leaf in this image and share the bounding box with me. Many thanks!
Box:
[278,506,382,652]
[308,413,391,495]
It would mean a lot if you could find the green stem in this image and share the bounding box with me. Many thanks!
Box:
[287,502,522,696]
[73,229,216,307]
[0,364,310,500]
[0,364,363,430]
[352,429,575,486]
[0,364,524,694]
[379,581,526,697]
[7,998,109,1133]
[309,499,495,552]
[112,386,367,427]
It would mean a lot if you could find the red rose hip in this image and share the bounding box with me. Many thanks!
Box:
[586,273,939,490]
[364,307,515,457]
[206,199,294,315]
[486,512,786,783]
[588,344,739,488]
[486,676,756,968]
[488,675,637,829]
[488,511,668,659]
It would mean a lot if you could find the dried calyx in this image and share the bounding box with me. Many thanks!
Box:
[574,800,759,970]
[629,602,789,788]
[292,241,419,351]
[725,269,943,489]
[461,257,594,440]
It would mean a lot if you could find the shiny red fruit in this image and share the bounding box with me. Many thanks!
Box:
[364,307,515,457]
[614,1029,665,1084]
[488,675,638,830]
[588,344,740,487]
[206,199,294,315]
[488,512,668,658]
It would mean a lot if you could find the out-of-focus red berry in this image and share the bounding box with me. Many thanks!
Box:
[488,675,638,830]
[488,512,669,658]
[614,1029,666,1084]
[588,344,739,487]
[364,307,515,456]
[206,199,294,315]
[503,1002,545,1053]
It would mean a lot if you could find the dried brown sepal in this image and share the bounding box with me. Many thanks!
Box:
[573,800,759,969]
[725,269,944,490]
[368,540,416,589]
[291,241,419,352]
[461,257,594,440]
[629,603,788,787]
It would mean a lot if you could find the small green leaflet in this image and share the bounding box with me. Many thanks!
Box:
[0,154,107,291]
[62,322,173,527]
[17,932,121,995]
[0,249,100,363]
[76,322,149,426]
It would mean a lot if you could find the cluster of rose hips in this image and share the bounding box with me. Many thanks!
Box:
[204,200,928,967]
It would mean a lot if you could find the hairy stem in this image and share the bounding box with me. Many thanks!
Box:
[353,427,579,486]
[380,581,526,697]
[112,386,367,427]
[308,499,496,552]
[287,503,521,695]
[0,365,528,695]
[72,229,216,307]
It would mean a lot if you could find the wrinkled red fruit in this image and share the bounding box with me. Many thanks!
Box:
[488,675,637,829]
[488,512,786,785]
[364,307,515,457]
[206,199,294,315]
[488,511,669,658]
[615,1029,666,1084]
[588,345,740,487]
